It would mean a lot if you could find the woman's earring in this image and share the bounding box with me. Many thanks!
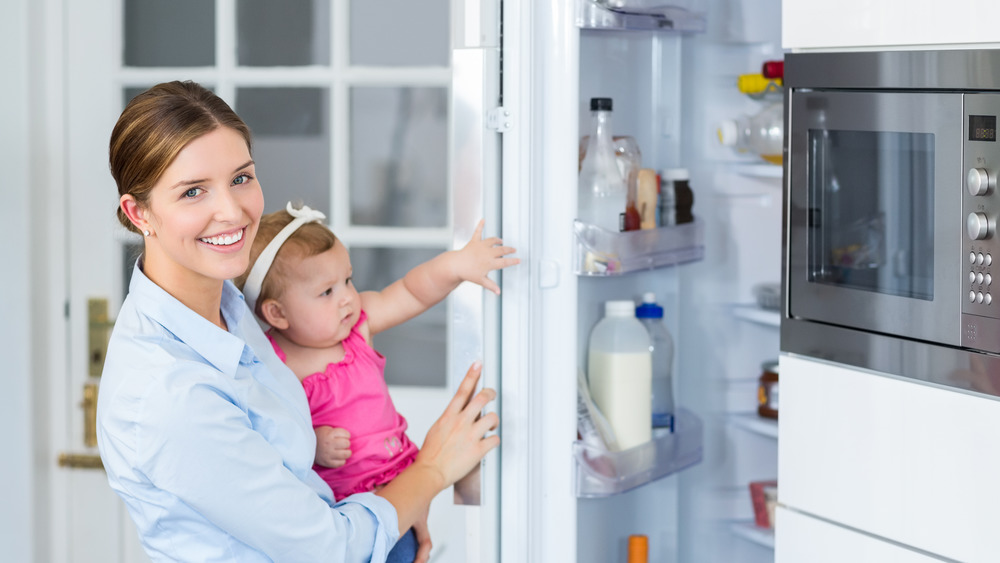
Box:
[143,230,150,237]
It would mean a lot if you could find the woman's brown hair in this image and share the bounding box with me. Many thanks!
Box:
[109,81,253,233]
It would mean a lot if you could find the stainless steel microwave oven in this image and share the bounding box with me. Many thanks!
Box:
[783,50,1000,396]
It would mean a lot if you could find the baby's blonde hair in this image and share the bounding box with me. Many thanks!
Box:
[234,209,339,317]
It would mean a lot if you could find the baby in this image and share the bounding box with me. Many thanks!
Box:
[235,203,518,563]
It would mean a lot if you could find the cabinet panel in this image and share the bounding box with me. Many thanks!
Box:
[775,508,943,563]
[783,0,1000,50]
[779,354,1000,562]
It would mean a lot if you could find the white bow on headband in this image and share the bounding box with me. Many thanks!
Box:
[242,202,327,313]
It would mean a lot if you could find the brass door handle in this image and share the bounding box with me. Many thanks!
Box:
[57,453,104,470]
[82,381,98,447]
[89,297,114,377]
[57,382,102,469]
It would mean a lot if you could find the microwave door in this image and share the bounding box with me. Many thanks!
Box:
[787,90,965,347]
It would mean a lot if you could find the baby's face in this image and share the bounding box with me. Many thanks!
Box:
[275,241,361,349]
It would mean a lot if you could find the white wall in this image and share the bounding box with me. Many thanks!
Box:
[0,0,35,560]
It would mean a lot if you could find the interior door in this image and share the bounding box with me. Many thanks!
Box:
[58,0,147,560]
[57,1,472,561]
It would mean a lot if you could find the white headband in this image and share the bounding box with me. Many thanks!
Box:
[242,202,327,313]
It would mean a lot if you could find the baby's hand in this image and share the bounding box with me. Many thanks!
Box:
[314,426,352,468]
[456,219,520,295]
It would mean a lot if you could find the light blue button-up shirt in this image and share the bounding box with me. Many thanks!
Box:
[97,263,399,562]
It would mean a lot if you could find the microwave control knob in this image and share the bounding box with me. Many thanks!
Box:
[968,168,994,196]
[968,212,992,240]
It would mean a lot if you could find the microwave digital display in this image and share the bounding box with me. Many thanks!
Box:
[970,114,996,141]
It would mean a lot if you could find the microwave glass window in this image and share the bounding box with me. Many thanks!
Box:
[807,129,935,300]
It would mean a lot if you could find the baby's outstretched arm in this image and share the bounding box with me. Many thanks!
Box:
[362,219,519,335]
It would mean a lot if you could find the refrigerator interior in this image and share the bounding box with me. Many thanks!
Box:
[572,0,783,561]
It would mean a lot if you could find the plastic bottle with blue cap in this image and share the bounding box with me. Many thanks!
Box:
[635,292,676,431]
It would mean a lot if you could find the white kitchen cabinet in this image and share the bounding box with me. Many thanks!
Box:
[778,354,1000,562]
[782,0,1000,51]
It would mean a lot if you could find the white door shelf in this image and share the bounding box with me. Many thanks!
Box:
[573,408,702,497]
[574,219,704,276]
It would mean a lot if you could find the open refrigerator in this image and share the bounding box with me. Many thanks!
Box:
[449,0,784,561]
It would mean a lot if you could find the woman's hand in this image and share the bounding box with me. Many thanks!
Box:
[314,426,351,468]
[376,361,499,535]
[454,219,519,295]
[414,361,499,487]
[412,511,432,563]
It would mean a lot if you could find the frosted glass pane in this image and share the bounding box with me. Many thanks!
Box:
[349,0,449,66]
[237,0,330,66]
[349,87,447,228]
[123,0,214,67]
[236,87,331,214]
[349,247,446,387]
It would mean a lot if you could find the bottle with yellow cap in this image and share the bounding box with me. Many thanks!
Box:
[627,534,648,563]
[737,72,782,97]
[717,101,784,165]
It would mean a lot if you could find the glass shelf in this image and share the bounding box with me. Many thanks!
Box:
[573,408,702,498]
[574,219,704,276]
[730,520,775,549]
[731,304,781,328]
[728,413,778,439]
[735,163,783,179]
[577,0,707,32]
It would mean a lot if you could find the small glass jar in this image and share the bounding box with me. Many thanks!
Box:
[758,360,779,419]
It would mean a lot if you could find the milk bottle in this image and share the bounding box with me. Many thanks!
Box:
[587,300,653,450]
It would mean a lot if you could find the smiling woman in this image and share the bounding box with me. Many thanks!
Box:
[95,80,500,563]
[119,127,262,325]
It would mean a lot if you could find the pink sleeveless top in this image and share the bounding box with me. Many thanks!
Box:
[268,310,418,500]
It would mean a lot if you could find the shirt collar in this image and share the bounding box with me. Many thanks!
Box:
[128,259,252,377]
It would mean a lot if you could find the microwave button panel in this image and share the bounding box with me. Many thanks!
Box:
[968,167,995,196]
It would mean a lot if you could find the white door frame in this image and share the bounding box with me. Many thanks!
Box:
[1,0,73,560]
[0,0,40,559]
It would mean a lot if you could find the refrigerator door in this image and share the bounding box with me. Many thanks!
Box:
[449,0,500,561]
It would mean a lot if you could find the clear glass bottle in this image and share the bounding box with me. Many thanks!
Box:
[587,300,652,450]
[579,97,628,232]
[717,101,784,165]
[635,292,675,430]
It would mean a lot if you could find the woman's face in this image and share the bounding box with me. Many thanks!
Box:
[140,127,264,291]
[275,242,362,349]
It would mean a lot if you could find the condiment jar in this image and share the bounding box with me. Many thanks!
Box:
[757,360,779,419]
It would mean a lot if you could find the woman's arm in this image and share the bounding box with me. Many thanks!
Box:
[375,361,499,534]
[361,220,519,335]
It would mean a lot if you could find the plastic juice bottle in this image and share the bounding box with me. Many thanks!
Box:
[578,97,628,232]
[587,300,652,450]
[717,101,784,165]
[635,293,676,430]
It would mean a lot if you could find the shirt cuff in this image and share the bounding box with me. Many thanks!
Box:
[335,491,400,560]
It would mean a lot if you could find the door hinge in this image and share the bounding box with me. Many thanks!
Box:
[486,106,512,133]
